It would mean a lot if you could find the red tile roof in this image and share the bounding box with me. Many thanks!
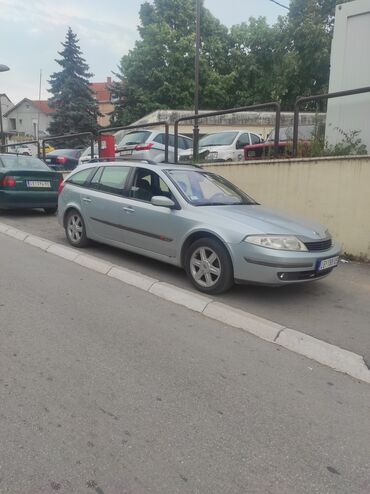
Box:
[90,77,112,103]
[31,100,55,114]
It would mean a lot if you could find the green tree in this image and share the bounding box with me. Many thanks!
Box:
[48,27,100,138]
[110,0,231,125]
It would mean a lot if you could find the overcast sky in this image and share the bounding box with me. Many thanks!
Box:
[0,0,289,103]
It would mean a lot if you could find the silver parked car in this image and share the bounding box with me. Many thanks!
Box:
[58,161,341,294]
[116,129,192,162]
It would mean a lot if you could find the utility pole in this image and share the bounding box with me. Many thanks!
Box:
[0,64,10,153]
[193,0,201,162]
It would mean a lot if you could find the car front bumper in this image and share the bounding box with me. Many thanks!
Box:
[228,241,342,285]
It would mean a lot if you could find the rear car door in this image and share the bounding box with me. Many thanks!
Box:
[80,165,132,243]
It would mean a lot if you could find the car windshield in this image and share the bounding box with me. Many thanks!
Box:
[120,131,151,146]
[48,149,80,157]
[0,154,52,170]
[167,169,256,206]
[199,132,238,147]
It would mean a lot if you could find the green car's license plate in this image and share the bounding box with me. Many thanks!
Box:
[26,180,51,188]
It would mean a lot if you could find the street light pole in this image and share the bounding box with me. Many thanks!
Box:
[193,0,201,162]
[0,64,10,153]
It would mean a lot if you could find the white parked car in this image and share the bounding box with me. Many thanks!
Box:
[116,129,193,162]
[179,130,263,163]
[8,143,36,156]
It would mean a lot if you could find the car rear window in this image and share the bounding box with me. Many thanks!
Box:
[0,154,51,170]
[120,131,151,146]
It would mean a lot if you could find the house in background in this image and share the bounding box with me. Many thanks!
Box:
[90,77,114,127]
[3,98,54,138]
[0,93,14,133]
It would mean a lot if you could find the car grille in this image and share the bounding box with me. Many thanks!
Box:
[304,238,332,251]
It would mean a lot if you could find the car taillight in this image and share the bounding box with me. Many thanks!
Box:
[134,142,154,151]
[58,176,65,194]
[1,176,16,187]
[56,156,68,165]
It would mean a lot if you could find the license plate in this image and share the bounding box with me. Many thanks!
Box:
[45,158,51,163]
[317,256,339,271]
[120,150,132,156]
[26,180,51,188]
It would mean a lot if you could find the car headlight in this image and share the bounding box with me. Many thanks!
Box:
[207,151,218,160]
[244,235,308,251]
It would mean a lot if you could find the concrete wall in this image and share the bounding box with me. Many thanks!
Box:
[326,0,370,149]
[204,156,370,260]
[134,109,326,140]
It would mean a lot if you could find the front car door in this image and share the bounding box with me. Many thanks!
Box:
[117,167,185,258]
[234,133,250,160]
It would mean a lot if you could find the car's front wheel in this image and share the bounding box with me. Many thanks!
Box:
[185,238,234,294]
[65,209,89,248]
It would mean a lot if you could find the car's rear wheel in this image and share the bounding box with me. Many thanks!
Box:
[65,209,89,248]
[185,238,234,294]
[44,207,57,215]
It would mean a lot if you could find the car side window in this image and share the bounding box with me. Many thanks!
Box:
[98,166,130,195]
[168,135,175,148]
[129,168,174,202]
[236,133,250,149]
[67,168,95,186]
[178,137,189,150]
[88,167,103,189]
[153,134,164,145]
[251,134,261,144]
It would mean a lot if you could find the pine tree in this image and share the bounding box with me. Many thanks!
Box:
[48,27,100,138]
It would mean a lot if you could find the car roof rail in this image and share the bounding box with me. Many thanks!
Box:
[87,157,159,165]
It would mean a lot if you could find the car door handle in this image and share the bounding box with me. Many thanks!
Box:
[123,206,135,213]
[82,197,92,203]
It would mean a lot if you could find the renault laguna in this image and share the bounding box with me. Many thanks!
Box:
[58,161,340,294]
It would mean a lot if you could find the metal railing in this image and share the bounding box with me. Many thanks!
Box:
[98,121,170,162]
[173,103,281,163]
[1,139,40,156]
[41,132,94,160]
[292,86,370,157]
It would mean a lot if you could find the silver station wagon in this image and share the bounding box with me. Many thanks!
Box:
[58,161,341,294]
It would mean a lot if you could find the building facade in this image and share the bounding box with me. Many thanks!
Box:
[3,98,54,138]
[90,77,114,127]
[326,0,370,150]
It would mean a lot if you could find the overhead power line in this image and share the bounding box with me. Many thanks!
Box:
[269,0,289,9]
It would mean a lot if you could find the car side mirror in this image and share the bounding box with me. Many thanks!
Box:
[151,196,176,208]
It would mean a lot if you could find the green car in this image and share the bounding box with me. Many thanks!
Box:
[0,153,62,214]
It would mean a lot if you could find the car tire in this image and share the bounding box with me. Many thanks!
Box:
[185,237,234,294]
[65,209,89,248]
[44,207,57,215]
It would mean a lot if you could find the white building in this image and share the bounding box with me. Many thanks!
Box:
[326,0,370,149]
[3,98,54,138]
[0,93,13,132]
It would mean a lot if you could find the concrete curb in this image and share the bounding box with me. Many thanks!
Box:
[108,266,157,291]
[74,254,112,274]
[1,221,370,385]
[149,282,212,313]
[203,302,284,343]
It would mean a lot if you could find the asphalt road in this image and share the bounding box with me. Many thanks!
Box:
[1,210,370,368]
[1,233,370,494]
